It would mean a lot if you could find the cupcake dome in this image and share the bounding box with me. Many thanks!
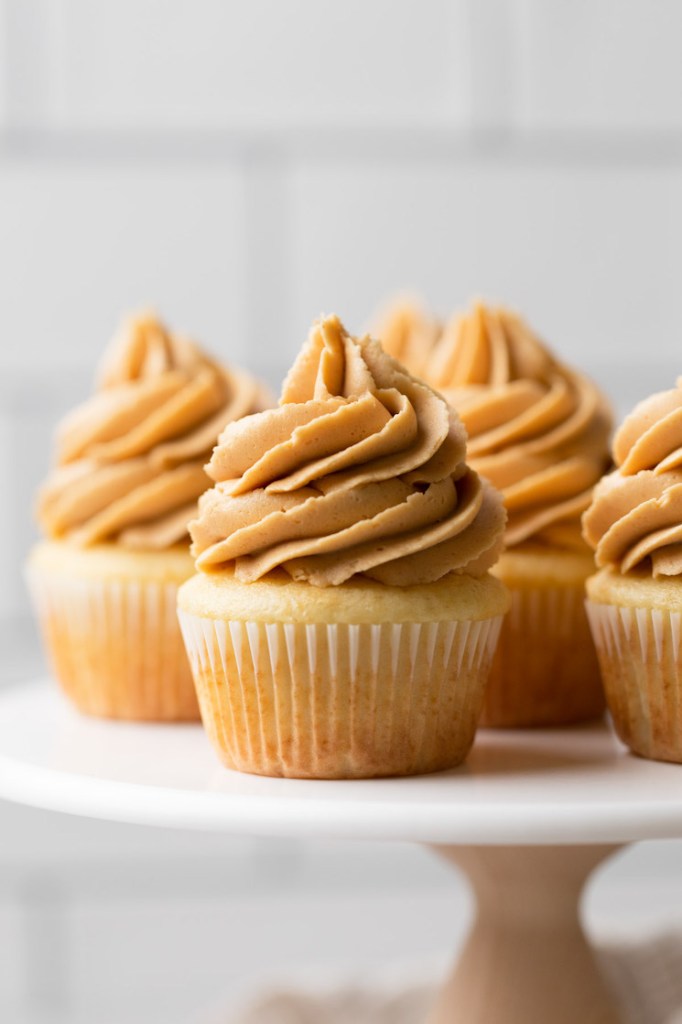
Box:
[584,379,682,763]
[179,314,509,778]
[29,312,266,721]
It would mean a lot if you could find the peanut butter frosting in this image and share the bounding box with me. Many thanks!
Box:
[38,313,266,549]
[190,314,506,587]
[406,301,612,550]
[372,297,442,380]
[583,380,682,577]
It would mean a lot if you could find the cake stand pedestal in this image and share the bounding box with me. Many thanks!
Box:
[430,844,620,1024]
[3,682,682,1024]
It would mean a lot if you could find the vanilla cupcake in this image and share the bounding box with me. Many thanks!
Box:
[584,379,682,763]
[415,301,612,726]
[28,313,267,721]
[178,314,509,779]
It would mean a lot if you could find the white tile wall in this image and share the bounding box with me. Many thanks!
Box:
[2,3,682,1021]
[0,4,7,127]
[65,888,466,1023]
[291,159,682,372]
[1,0,60,129]
[0,160,247,374]
[3,401,60,619]
[0,810,470,1024]
[0,901,24,1014]
[40,0,471,132]
[0,410,13,618]
[467,0,518,129]
[517,0,682,131]
[241,159,296,382]
[2,825,682,1024]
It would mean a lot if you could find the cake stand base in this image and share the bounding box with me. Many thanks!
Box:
[428,844,623,1024]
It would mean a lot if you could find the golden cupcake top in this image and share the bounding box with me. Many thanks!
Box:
[37,312,267,549]
[190,314,506,587]
[583,379,682,577]
[378,299,612,550]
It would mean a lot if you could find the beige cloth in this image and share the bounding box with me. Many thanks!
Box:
[221,935,682,1024]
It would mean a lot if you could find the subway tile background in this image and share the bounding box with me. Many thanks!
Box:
[2,2,682,1021]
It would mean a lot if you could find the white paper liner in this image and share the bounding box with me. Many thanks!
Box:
[27,567,198,720]
[178,612,503,778]
[482,583,604,727]
[586,600,682,762]
[505,583,582,639]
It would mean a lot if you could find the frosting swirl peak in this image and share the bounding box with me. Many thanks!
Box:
[396,301,612,550]
[583,379,682,577]
[191,315,506,587]
[38,312,266,549]
[373,297,441,380]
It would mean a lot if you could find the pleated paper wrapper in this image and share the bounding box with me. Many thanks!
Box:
[481,582,605,728]
[27,568,200,721]
[586,600,682,763]
[178,613,503,779]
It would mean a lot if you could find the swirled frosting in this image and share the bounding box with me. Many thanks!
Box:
[38,313,267,549]
[372,298,442,380]
[583,380,682,577]
[190,314,506,587]
[410,301,612,550]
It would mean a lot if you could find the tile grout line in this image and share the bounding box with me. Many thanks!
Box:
[4,127,682,166]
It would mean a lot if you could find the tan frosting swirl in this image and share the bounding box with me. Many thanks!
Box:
[372,297,442,380]
[401,301,612,550]
[37,313,266,549]
[583,380,682,577]
[190,314,506,587]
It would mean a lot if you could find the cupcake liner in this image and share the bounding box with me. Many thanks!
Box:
[27,567,199,721]
[481,582,605,728]
[178,612,504,779]
[586,600,682,763]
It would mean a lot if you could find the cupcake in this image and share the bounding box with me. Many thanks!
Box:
[405,300,612,726]
[178,314,509,779]
[28,312,267,721]
[583,379,682,762]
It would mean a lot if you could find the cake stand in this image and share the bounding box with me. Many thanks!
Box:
[3,682,682,1024]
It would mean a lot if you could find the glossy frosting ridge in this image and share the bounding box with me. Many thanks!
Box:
[191,314,506,586]
[38,313,266,549]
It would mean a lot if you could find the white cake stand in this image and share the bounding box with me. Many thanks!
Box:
[3,682,682,1024]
